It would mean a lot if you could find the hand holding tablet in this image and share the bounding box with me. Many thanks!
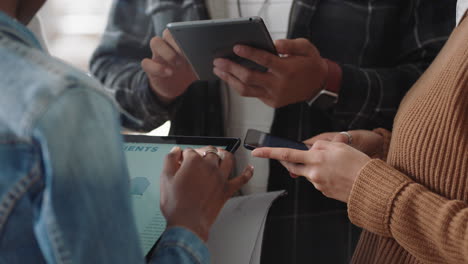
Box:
[141,29,198,104]
[167,17,277,81]
[167,17,329,109]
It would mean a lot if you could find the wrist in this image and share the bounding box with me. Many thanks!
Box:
[323,59,342,94]
[307,59,342,109]
[148,80,177,106]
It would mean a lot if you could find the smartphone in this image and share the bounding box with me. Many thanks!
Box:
[167,17,277,81]
[244,129,309,151]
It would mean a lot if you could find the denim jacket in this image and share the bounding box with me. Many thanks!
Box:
[0,11,208,264]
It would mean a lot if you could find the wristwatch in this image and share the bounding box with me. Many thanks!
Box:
[308,89,339,110]
[308,59,342,110]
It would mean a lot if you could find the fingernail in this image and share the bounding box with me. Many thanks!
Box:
[165,68,173,76]
[233,45,242,54]
[244,165,254,177]
[170,146,181,153]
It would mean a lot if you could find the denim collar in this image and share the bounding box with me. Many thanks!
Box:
[0,11,42,50]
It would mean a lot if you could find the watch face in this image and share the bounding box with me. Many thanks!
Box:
[313,93,338,110]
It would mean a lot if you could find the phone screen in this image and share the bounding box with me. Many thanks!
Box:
[244,129,309,151]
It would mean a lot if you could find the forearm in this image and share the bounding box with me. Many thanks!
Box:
[349,160,468,263]
[149,227,210,264]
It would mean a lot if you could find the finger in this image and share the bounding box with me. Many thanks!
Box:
[302,132,338,146]
[163,29,183,54]
[213,58,272,87]
[141,58,173,77]
[162,146,183,178]
[252,147,310,164]
[289,172,300,178]
[200,146,221,168]
[332,133,350,144]
[179,148,203,172]
[310,140,331,150]
[233,45,280,70]
[280,161,309,176]
[216,147,227,160]
[226,165,254,196]
[218,150,234,179]
[213,68,265,98]
[274,38,316,56]
[150,37,179,67]
[194,146,217,156]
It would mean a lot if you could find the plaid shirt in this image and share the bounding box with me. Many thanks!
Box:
[91,0,455,263]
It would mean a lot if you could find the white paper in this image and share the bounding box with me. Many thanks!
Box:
[207,191,285,264]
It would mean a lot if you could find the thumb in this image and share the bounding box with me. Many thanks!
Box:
[163,28,183,54]
[226,165,254,197]
[274,38,317,56]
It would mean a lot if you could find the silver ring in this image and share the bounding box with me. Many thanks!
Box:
[339,131,353,145]
[202,149,222,160]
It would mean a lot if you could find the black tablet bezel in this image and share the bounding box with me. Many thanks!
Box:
[123,135,241,153]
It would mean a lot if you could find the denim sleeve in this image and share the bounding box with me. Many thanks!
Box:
[33,87,145,263]
[33,87,210,264]
[333,0,455,131]
[150,227,210,264]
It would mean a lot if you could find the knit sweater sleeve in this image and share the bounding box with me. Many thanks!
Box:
[348,159,468,263]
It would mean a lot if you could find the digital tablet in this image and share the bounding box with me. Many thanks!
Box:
[123,135,241,256]
[167,17,277,81]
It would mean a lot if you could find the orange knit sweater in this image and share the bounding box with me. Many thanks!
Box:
[347,17,468,264]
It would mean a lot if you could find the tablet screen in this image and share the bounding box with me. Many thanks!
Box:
[123,135,240,255]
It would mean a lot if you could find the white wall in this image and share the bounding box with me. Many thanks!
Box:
[38,0,112,71]
[225,0,293,40]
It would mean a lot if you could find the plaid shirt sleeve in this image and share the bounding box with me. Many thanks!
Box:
[90,0,209,131]
[333,0,455,131]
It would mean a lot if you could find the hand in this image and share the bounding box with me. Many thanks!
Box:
[252,140,370,203]
[141,29,197,104]
[213,38,328,108]
[160,146,254,241]
[304,130,384,158]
